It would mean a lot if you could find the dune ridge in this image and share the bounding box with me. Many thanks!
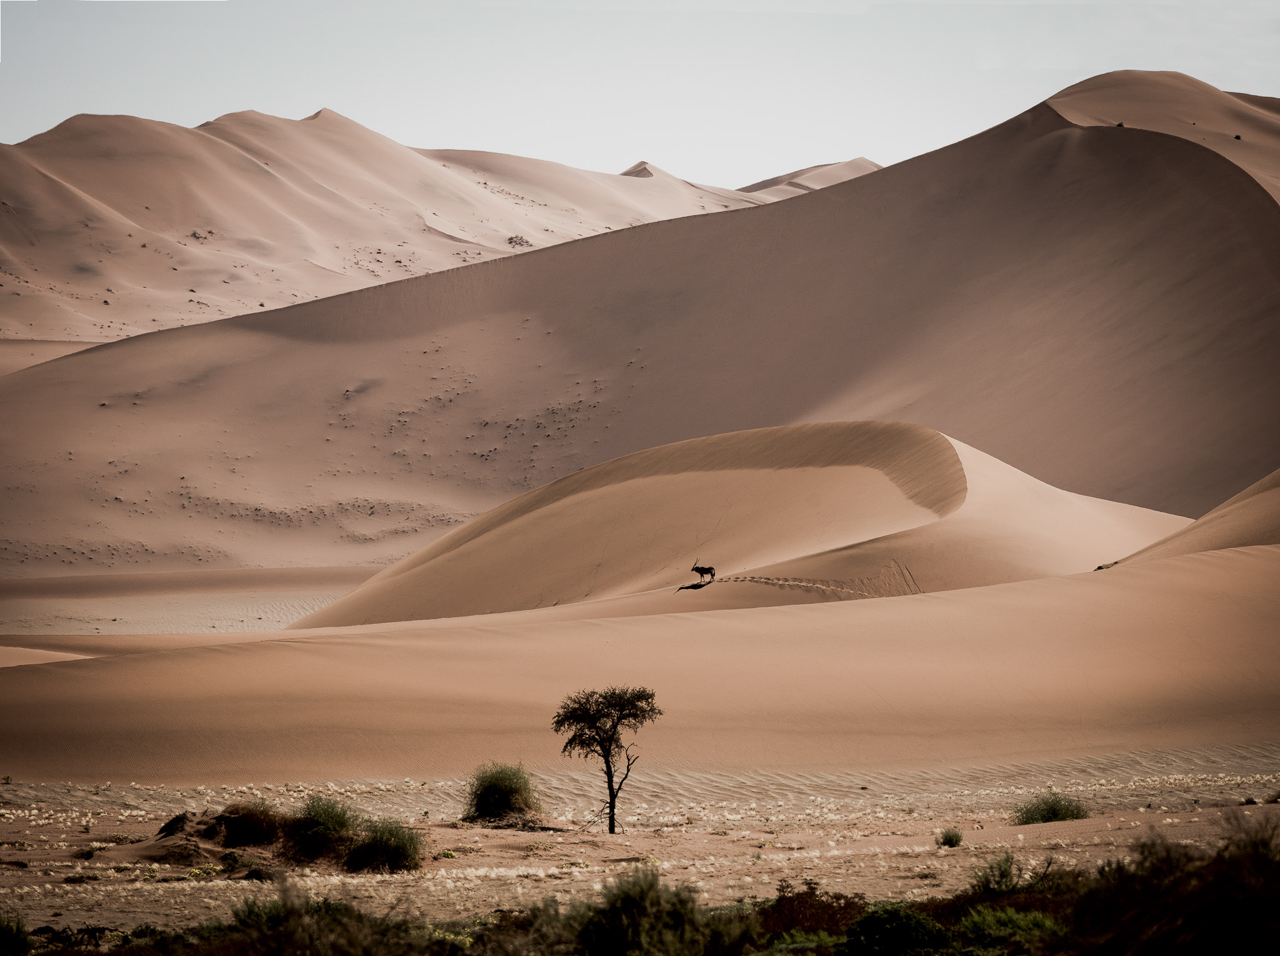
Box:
[1049,70,1280,203]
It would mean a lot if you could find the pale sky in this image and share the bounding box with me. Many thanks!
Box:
[1,0,1277,187]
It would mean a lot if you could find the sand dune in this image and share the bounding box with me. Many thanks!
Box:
[1,544,1275,783]
[738,157,882,200]
[2,72,1276,579]
[1,108,817,345]
[1049,70,1280,203]
[1118,466,1280,565]
[295,423,1184,627]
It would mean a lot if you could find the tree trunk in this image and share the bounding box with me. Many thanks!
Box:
[605,759,617,833]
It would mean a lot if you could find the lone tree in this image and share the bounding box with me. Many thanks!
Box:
[552,685,662,834]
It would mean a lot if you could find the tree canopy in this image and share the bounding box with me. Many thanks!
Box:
[552,685,661,833]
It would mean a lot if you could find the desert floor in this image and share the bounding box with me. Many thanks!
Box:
[1,745,1276,934]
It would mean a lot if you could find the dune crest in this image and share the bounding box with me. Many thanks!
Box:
[1048,69,1280,203]
[739,157,882,200]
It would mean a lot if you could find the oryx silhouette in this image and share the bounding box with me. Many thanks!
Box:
[677,558,717,591]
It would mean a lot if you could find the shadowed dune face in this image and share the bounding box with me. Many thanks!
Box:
[295,423,1186,629]
[1,73,1278,579]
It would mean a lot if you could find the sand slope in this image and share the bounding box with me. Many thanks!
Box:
[0,566,376,636]
[0,108,795,344]
[295,423,1184,627]
[1118,466,1280,565]
[1,544,1275,783]
[2,71,1277,578]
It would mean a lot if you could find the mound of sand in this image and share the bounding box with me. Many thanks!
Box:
[1,70,1276,580]
[738,157,882,200]
[1118,466,1280,565]
[295,423,1184,627]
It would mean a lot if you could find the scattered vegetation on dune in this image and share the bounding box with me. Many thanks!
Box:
[207,798,285,848]
[462,762,542,825]
[184,794,424,874]
[935,827,962,848]
[344,818,423,874]
[1012,789,1089,825]
[282,795,362,862]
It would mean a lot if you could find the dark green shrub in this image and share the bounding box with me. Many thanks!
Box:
[966,851,1068,898]
[758,878,866,937]
[1013,790,1088,825]
[216,798,285,847]
[0,909,30,956]
[463,762,542,823]
[344,819,423,873]
[1069,814,1280,954]
[958,904,1062,948]
[157,810,195,838]
[576,867,757,956]
[839,903,949,955]
[283,795,361,861]
[936,827,962,848]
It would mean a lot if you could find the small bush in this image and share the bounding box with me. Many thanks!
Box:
[217,798,285,847]
[958,905,1062,948]
[840,903,949,955]
[1013,790,1088,825]
[463,762,542,823]
[758,878,866,937]
[283,795,361,861]
[967,851,1066,897]
[0,909,30,956]
[936,827,962,848]
[576,867,757,956]
[344,819,423,873]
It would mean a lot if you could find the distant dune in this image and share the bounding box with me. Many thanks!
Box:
[0,107,874,346]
